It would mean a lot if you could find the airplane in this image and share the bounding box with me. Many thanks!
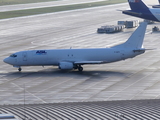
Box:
[122,0,160,22]
[3,22,147,72]
[152,0,160,8]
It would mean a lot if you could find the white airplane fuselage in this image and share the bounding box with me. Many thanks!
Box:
[3,22,147,71]
[4,48,143,67]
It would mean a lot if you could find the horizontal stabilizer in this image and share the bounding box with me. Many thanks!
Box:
[152,5,160,8]
[116,9,124,11]
[133,48,156,52]
[74,61,104,65]
[133,49,145,52]
[122,10,141,16]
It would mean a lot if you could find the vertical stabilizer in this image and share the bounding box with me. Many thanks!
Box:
[128,0,149,11]
[124,22,147,48]
[112,22,147,49]
[123,0,159,21]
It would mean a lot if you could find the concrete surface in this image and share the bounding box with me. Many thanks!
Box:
[0,3,160,105]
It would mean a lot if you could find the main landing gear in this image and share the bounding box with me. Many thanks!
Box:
[78,66,83,72]
[74,65,83,72]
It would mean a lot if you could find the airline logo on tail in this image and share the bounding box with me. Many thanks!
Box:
[129,0,139,3]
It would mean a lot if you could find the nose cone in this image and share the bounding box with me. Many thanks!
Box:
[3,57,11,64]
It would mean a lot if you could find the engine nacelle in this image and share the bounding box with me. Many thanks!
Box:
[59,62,74,70]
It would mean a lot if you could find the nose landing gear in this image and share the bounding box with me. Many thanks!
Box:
[18,68,22,72]
[13,66,22,72]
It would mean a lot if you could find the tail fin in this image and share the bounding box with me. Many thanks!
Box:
[112,22,147,49]
[123,0,159,21]
[124,22,147,48]
[128,0,149,11]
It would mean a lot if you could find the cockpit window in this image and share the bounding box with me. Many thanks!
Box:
[10,54,17,57]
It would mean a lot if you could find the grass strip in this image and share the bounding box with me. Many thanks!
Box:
[0,0,58,6]
[0,0,127,19]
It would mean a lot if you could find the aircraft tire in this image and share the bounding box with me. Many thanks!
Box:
[18,68,22,72]
[78,67,83,72]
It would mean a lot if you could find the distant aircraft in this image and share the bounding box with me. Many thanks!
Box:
[122,0,160,22]
[152,0,160,8]
[4,22,147,72]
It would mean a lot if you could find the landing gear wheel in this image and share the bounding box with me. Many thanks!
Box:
[78,66,83,72]
[18,68,22,72]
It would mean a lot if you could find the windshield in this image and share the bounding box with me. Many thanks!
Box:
[9,54,17,58]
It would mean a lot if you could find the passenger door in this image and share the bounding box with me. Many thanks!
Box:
[22,52,27,61]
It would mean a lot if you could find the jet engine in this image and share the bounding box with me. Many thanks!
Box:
[59,62,73,70]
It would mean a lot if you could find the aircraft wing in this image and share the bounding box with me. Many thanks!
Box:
[74,61,105,65]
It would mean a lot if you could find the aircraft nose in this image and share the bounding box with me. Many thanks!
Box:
[3,57,11,64]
